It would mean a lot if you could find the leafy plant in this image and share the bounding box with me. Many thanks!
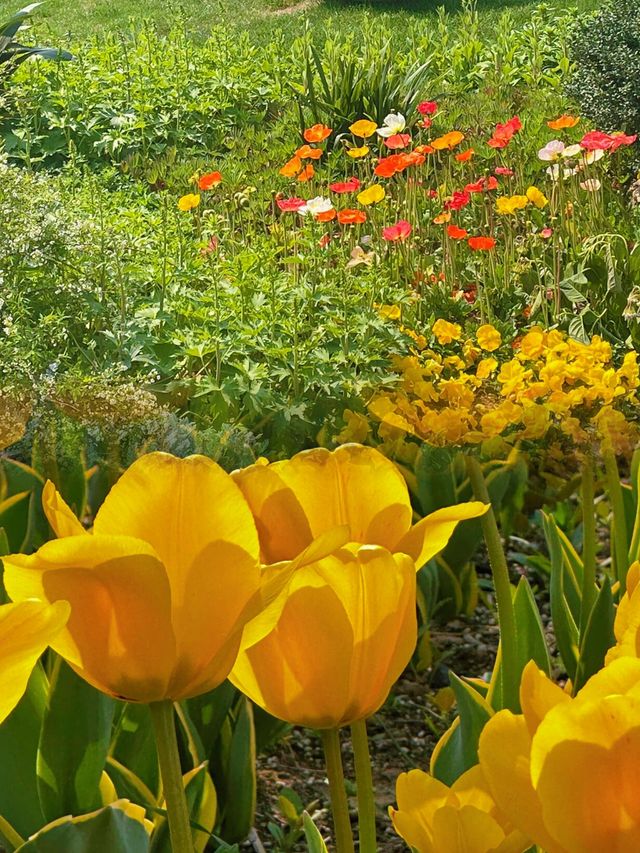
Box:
[0,3,72,87]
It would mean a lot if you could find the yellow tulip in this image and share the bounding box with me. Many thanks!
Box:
[479,657,640,853]
[0,599,69,723]
[390,765,530,853]
[605,560,640,663]
[230,543,416,728]
[231,444,487,566]
[3,452,267,703]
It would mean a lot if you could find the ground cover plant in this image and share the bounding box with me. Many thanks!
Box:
[2,0,640,851]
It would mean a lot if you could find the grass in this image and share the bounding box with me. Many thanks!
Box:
[3,0,600,44]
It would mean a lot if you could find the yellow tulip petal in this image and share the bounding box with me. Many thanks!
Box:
[533,695,640,852]
[0,599,70,725]
[42,481,86,538]
[451,765,496,812]
[479,711,562,853]
[519,661,569,736]
[4,535,177,702]
[576,656,640,703]
[390,804,436,853]
[395,768,450,816]
[432,804,505,853]
[396,502,489,569]
[94,452,259,605]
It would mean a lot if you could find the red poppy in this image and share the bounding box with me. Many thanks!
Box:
[447,224,468,239]
[420,118,432,129]
[468,175,499,192]
[319,233,331,248]
[582,130,638,151]
[444,190,471,211]
[382,220,412,241]
[455,148,474,162]
[338,208,367,225]
[468,235,496,251]
[464,178,485,194]
[487,116,521,149]
[198,171,222,190]
[417,101,438,115]
[385,133,412,150]
[316,209,336,223]
[495,166,514,176]
[277,197,306,212]
[427,189,438,199]
[296,144,323,160]
[374,154,406,178]
[303,124,332,143]
[330,177,361,193]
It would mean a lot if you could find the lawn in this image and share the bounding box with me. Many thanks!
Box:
[1,0,640,851]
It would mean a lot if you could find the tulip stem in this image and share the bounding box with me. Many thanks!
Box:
[603,448,629,586]
[321,728,355,853]
[465,454,519,711]
[150,700,194,853]
[350,719,377,852]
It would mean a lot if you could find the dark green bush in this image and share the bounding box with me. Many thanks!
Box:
[567,0,640,143]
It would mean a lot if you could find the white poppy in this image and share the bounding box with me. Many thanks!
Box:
[580,178,601,192]
[298,196,334,216]
[376,112,406,138]
[538,140,565,161]
[561,144,582,158]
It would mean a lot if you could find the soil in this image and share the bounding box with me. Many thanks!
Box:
[249,605,501,851]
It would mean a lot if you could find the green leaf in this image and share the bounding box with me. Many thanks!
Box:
[302,811,329,853]
[15,803,151,852]
[110,704,160,798]
[0,665,48,837]
[183,681,237,761]
[151,763,217,853]
[37,660,114,823]
[430,672,493,785]
[543,514,580,680]
[574,578,616,693]
[216,698,256,843]
[415,445,457,516]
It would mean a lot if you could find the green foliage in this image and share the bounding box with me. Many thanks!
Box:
[567,0,640,154]
[0,3,71,86]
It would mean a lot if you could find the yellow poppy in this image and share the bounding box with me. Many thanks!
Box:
[526,186,548,209]
[231,444,487,567]
[230,544,416,728]
[177,193,200,211]
[349,119,378,139]
[346,145,370,159]
[357,184,386,205]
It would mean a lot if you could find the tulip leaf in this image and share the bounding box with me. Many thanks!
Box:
[37,659,115,823]
[214,697,256,843]
[0,460,48,552]
[110,703,160,797]
[543,514,579,681]
[302,811,329,853]
[14,803,151,852]
[430,672,493,786]
[0,665,48,837]
[573,578,616,693]
[183,681,238,760]
[31,419,87,520]
[415,445,457,516]
[0,491,30,553]
[151,763,217,853]
[419,558,462,622]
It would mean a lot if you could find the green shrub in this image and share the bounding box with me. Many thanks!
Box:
[567,0,640,144]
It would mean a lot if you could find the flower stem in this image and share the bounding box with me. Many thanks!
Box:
[149,700,194,853]
[465,454,519,711]
[580,454,597,641]
[603,447,629,586]
[320,728,355,853]
[350,719,377,853]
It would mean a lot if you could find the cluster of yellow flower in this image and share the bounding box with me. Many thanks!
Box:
[366,323,640,457]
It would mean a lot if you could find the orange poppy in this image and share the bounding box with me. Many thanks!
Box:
[431,131,465,151]
[297,164,315,182]
[455,148,474,162]
[296,145,323,160]
[403,151,426,167]
[547,114,580,130]
[198,171,222,190]
[280,156,302,178]
[447,224,468,239]
[338,209,367,225]
[468,235,496,251]
[316,209,336,222]
[303,124,332,143]
[433,212,451,224]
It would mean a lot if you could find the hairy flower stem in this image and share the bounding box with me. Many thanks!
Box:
[465,454,519,711]
[350,719,377,853]
[580,455,597,641]
[150,700,194,853]
[321,728,355,853]
[603,448,629,586]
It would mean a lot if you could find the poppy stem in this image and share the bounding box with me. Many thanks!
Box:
[350,718,377,852]
[150,700,194,853]
[321,728,355,853]
[465,454,519,711]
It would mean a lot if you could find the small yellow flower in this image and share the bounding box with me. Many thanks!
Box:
[432,319,462,345]
[526,186,548,209]
[357,184,386,206]
[346,145,370,159]
[178,193,201,211]
[349,119,378,139]
[477,357,498,380]
[477,324,502,352]
[376,303,401,320]
[496,195,529,215]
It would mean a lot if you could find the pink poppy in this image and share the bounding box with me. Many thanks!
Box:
[277,197,307,212]
[382,220,412,242]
